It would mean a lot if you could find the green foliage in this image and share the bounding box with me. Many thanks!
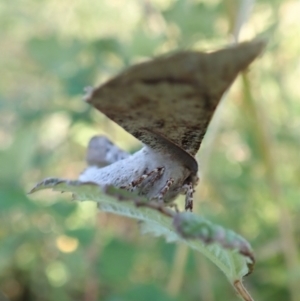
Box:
[1,0,300,301]
[29,178,254,283]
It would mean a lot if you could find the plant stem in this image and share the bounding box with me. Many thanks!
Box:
[166,244,189,296]
[234,280,254,301]
[241,74,300,301]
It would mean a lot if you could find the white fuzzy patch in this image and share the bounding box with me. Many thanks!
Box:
[79,145,191,202]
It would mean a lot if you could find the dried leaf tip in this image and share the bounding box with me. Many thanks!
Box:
[228,37,267,65]
[231,37,267,54]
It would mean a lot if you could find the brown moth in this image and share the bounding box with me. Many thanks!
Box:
[80,39,265,211]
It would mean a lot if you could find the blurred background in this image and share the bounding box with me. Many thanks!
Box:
[1,0,299,300]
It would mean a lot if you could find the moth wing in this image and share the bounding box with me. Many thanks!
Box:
[86,39,265,157]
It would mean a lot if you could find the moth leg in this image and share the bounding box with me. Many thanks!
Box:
[121,167,165,192]
[157,178,175,202]
[182,183,194,212]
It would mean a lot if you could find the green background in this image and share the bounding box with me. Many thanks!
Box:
[1,0,300,300]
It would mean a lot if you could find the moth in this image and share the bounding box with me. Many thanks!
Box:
[79,39,265,211]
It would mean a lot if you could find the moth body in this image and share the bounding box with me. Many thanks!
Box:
[83,39,265,210]
[79,144,197,208]
[32,39,265,212]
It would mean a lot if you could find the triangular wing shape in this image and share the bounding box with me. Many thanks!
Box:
[86,39,265,157]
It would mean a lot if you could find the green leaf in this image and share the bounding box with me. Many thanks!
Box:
[29,178,254,287]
